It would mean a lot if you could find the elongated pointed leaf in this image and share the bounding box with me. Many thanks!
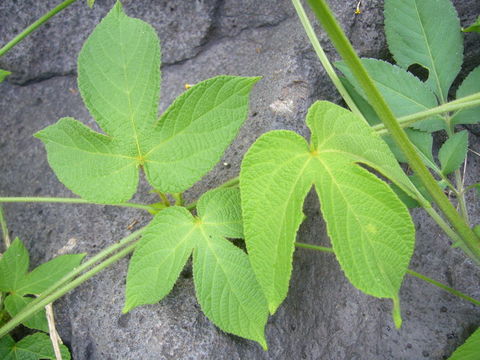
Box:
[36,3,258,203]
[451,66,480,126]
[4,294,48,332]
[124,207,197,312]
[241,101,415,314]
[336,59,443,131]
[0,69,10,83]
[448,327,480,359]
[16,253,85,295]
[384,0,463,102]
[438,130,468,175]
[0,333,71,360]
[0,238,29,292]
[125,188,268,347]
[463,16,480,33]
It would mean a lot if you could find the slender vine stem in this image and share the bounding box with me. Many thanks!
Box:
[291,0,364,119]
[305,0,480,263]
[0,0,80,58]
[0,197,154,212]
[294,242,480,306]
[0,241,138,338]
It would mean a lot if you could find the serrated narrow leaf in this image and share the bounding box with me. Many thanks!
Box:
[384,0,463,102]
[241,101,415,314]
[193,232,268,349]
[143,76,260,193]
[4,294,48,332]
[125,188,268,347]
[196,187,243,238]
[16,253,85,295]
[438,130,468,175]
[451,66,480,126]
[0,333,71,360]
[0,69,11,83]
[124,207,197,312]
[448,327,480,359]
[36,3,258,203]
[336,59,444,131]
[0,238,29,292]
[463,16,480,33]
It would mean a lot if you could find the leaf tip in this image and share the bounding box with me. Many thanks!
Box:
[258,337,268,351]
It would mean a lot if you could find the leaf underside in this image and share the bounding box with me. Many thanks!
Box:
[241,101,415,314]
[125,188,268,348]
[35,3,258,203]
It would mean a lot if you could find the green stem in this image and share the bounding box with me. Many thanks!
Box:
[407,270,480,306]
[0,0,80,58]
[291,0,364,119]
[305,0,480,263]
[294,242,480,306]
[0,240,138,338]
[0,205,11,248]
[373,96,480,135]
[0,197,154,212]
[172,193,184,206]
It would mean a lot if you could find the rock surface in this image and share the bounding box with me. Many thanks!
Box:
[1,0,479,359]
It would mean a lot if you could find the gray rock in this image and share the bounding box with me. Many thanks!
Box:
[0,0,479,359]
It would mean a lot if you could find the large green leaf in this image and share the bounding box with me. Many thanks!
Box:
[451,66,480,126]
[0,333,71,360]
[438,130,469,176]
[0,238,29,292]
[35,3,258,203]
[336,59,444,132]
[384,0,463,102]
[4,294,48,332]
[448,327,480,360]
[124,188,268,347]
[241,101,415,315]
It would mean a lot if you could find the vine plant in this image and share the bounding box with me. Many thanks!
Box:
[0,0,479,357]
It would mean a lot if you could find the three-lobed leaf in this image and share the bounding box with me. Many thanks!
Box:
[447,327,480,360]
[438,130,469,175]
[124,188,268,348]
[384,0,463,102]
[35,3,258,203]
[0,333,71,360]
[241,101,415,315]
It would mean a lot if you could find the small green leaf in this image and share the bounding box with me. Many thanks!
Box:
[16,253,85,295]
[384,0,463,102]
[438,131,468,175]
[451,66,480,126]
[0,238,29,292]
[87,0,95,8]
[124,207,197,312]
[0,69,11,83]
[463,16,480,33]
[125,188,268,347]
[337,59,443,131]
[36,3,259,203]
[241,101,415,314]
[0,333,71,360]
[448,327,480,359]
[4,294,48,332]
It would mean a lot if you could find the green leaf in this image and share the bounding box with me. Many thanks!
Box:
[0,238,29,292]
[87,0,95,8]
[336,59,444,131]
[0,333,71,360]
[340,76,381,126]
[438,130,468,175]
[463,16,480,33]
[4,294,48,332]
[451,66,480,126]
[448,327,480,360]
[16,253,85,295]
[36,3,258,203]
[383,128,434,165]
[124,207,198,312]
[241,101,415,314]
[125,188,268,347]
[0,69,11,83]
[384,0,463,102]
